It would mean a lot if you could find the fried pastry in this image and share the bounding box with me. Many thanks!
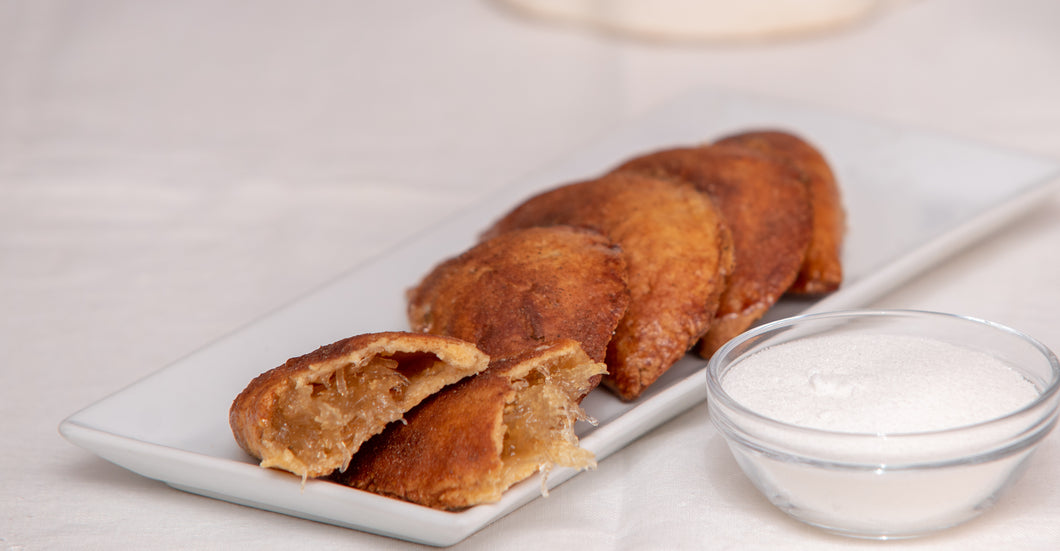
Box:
[714,130,845,295]
[615,144,813,357]
[229,332,489,480]
[333,339,606,510]
[483,172,733,400]
[407,225,630,366]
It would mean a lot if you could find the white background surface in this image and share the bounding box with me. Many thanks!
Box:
[3,1,1060,549]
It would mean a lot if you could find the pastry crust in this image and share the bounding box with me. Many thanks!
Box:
[229,331,489,479]
[614,144,813,356]
[332,339,605,510]
[714,130,845,295]
[483,172,733,400]
[407,225,630,365]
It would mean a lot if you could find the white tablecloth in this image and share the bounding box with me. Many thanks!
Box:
[4,1,1060,549]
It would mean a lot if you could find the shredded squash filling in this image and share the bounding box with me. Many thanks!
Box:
[260,356,411,476]
[497,357,600,492]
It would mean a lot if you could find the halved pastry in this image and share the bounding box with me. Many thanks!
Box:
[229,331,489,480]
[407,225,630,365]
[332,339,605,510]
[714,130,846,295]
[615,144,813,357]
[482,172,733,401]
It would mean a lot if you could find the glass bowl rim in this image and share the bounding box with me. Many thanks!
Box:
[706,308,1060,440]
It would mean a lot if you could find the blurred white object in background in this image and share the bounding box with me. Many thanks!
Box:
[497,0,888,41]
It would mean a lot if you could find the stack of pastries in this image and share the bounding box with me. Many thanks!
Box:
[229,129,845,510]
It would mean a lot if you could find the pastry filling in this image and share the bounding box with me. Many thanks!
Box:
[260,356,414,478]
[497,354,603,493]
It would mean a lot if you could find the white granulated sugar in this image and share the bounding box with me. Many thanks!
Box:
[722,333,1039,433]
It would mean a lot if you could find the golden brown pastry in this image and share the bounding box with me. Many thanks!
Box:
[615,144,813,357]
[332,339,606,510]
[714,130,845,295]
[229,332,489,480]
[407,225,630,365]
[482,172,733,401]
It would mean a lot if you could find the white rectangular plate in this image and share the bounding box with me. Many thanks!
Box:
[60,88,1059,547]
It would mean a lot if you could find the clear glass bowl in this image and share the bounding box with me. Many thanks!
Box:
[706,310,1060,539]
